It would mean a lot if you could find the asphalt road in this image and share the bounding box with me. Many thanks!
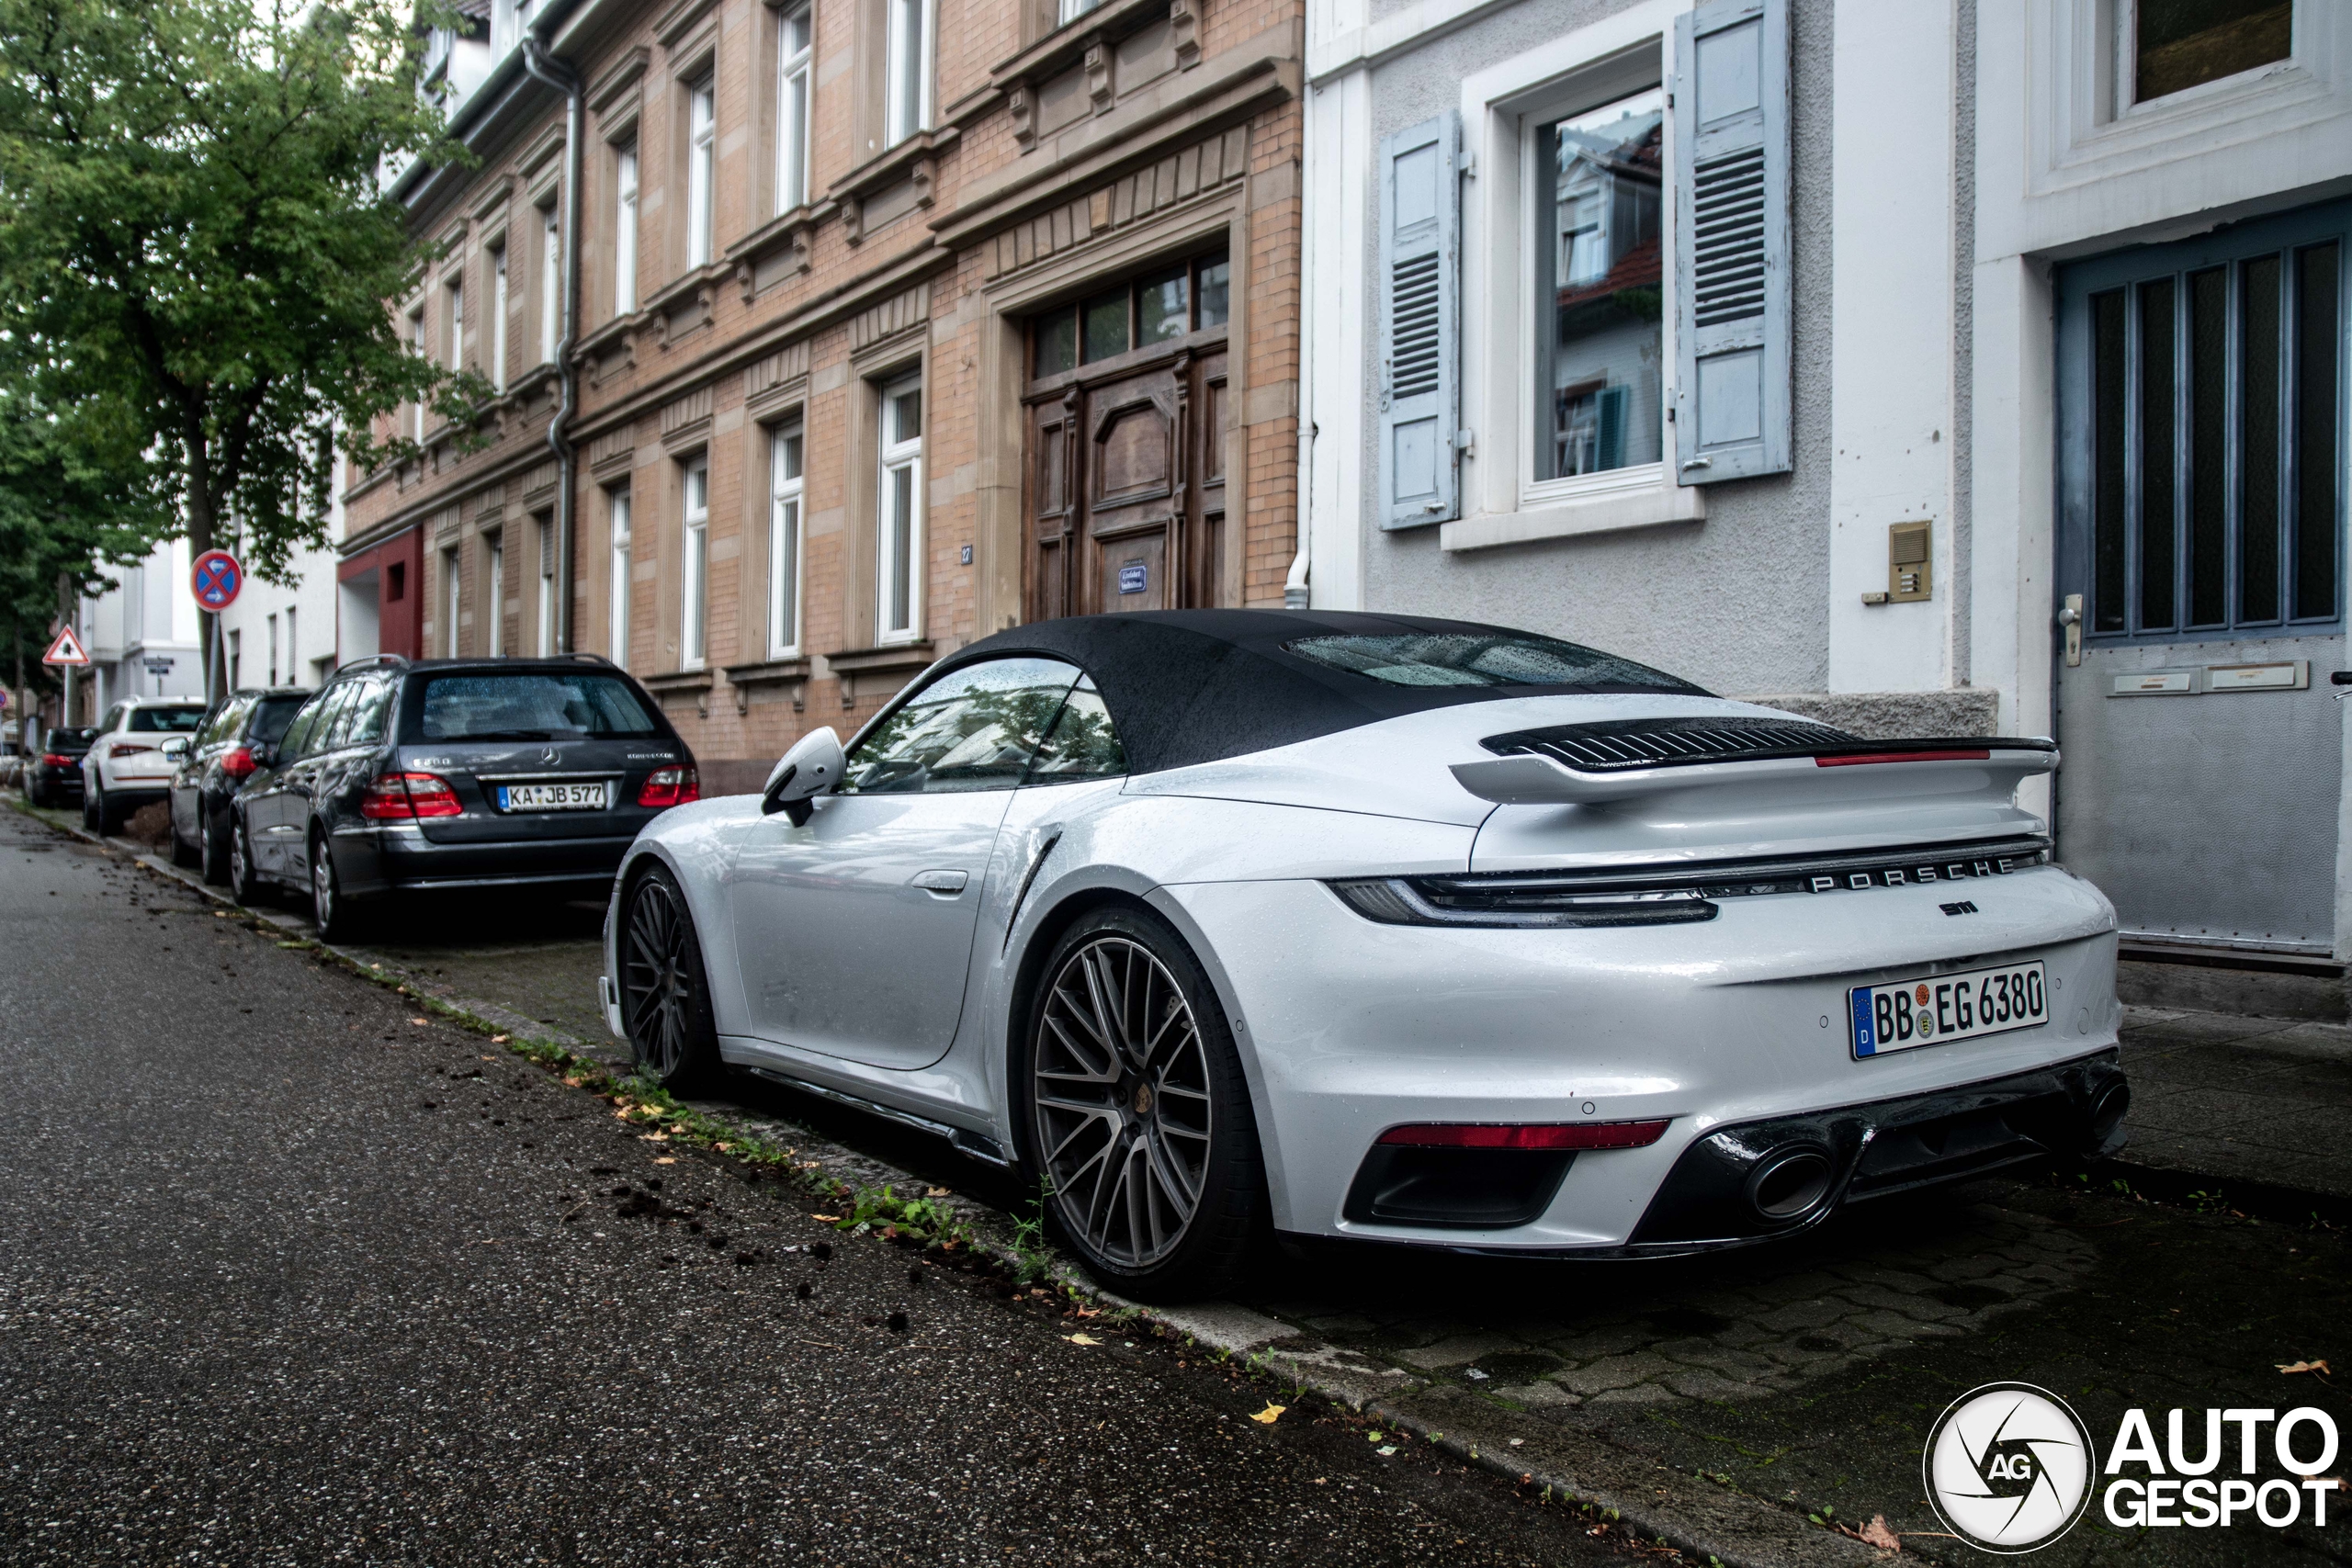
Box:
[0,810,1633,1565]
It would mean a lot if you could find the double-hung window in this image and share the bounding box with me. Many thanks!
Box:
[486,534,504,657]
[537,515,556,656]
[687,82,717,269]
[1535,87,1663,482]
[877,378,923,641]
[540,203,561,361]
[489,243,508,393]
[608,490,632,668]
[447,279,464,375]
[443,548,461,658]
[777,6,813,213]
[769,421,804,655]
[615,147,639,314]
[885,0,931,148]
[681,461,709,669]
[409,309,427,438]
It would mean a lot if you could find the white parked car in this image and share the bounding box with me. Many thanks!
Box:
[603,612,2125,1300]
[80,696,208,834]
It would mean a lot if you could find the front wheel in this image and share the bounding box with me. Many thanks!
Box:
[619,867,722,1092]
[1021,908,1262,1302]
[81,783,98,830]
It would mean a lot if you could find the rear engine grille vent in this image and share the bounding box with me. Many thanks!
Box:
[1482,716,1860,772]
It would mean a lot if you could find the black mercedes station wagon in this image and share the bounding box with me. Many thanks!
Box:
[227,654,699,939]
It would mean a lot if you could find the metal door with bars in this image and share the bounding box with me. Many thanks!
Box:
[2053,199,2347,956]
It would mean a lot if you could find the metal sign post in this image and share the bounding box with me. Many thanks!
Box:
[189,549,243,705]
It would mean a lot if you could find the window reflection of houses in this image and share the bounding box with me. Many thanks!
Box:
[1547,98,1662,479]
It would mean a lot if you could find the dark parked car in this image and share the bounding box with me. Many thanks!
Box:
[21,727,96,807]
[164,687,314,884]
[227,654,699,938]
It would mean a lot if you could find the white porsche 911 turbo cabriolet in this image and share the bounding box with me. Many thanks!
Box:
[601,611,2126,1300]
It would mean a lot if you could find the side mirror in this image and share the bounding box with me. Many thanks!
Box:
[761,727,844,826]
[160,736,191,760]
[250,741,278,771]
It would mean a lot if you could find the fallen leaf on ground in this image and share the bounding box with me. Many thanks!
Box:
[491,1034,509,1043]
[926,1187,952,1197]
[2278,1359,2334,1376]
[1249,1404,1284,1425]
[810,1213,841,1222]
[1859,1516,1901,1551]
[1067,1333,1103,1347]
[653,1157,676,1166]
[409,1017,429,1026]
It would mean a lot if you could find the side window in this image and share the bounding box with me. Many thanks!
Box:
[277,695,326,760]
[345,678,396,746]
[100,705,124,735]
[322,682,368,750]
[1022,678,1127,784]
[841,657,1081,794]
[250,696,307,749]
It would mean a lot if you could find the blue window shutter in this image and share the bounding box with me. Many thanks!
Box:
[1378,113,1461,529]
[1672,0,1790,483]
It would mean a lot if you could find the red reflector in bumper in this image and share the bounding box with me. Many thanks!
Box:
[1815,750,1990,767]
[1376,1119,1671,1151]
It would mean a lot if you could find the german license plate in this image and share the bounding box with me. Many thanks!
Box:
[496,781,608,812]
[1849,960,2047,1058]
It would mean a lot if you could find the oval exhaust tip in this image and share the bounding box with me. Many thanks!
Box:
[1747,1145,1835,1222]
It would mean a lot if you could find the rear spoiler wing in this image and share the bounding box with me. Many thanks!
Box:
[1451,739,2058,807]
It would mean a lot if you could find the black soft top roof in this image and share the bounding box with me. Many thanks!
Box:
[926,609,1707,776]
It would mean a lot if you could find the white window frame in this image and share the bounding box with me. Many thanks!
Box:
[446,277,464,374]
[876,376,924,643]
[537,516,556,655]
[681,460,709,669]
[539,202,561,362]
[777,5,814,214]
[1446,4,1704,547]
[486,533,504,657]
[266,613,279,686]
[768,420,805,656]
[443,547,461,658]
[687,82,716,268]
[409,307,427,438]
[608,490,632,668]
[616,146,639,314]
[489,243,509,393]
[1057,0,1102,23]
[884,0,933,148]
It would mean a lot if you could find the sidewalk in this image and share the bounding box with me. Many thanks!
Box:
[21,794,2350,1568]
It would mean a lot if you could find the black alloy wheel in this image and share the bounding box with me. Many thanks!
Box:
[227,813,264,907]
[1023,907,1261,1302]
[620,867,721,1092]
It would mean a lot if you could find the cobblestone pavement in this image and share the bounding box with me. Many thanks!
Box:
[40,799,2352,1565]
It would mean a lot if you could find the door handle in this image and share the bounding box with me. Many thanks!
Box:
[2058,594,2083,668]
[910,869,969,896]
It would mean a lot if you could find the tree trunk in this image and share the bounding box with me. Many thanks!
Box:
[184,422,220,705]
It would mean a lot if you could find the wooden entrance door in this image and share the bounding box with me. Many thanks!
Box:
[1025,344,1227,619]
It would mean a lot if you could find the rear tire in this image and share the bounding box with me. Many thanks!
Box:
[81,784,98,830]
[618,866,723,1093]
[227,813,264,907]
[199,807,231,886]
[170,810,201,868]
[1018,906,1262,1303]
[309,829,364,942]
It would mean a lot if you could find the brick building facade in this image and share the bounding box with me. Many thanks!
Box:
[342,0,1303,791]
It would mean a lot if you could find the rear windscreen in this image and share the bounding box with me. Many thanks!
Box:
[414,673,662,740]
[250,696,310,747]
[1283,633,1702,694]
[127,706,206,733]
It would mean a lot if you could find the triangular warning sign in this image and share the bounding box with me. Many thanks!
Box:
[41,626,89,667]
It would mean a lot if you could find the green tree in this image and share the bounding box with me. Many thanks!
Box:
[0,0,487,696]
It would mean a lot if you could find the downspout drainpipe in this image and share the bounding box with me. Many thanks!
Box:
[1282,90,1317,611]
[521,31,583,653]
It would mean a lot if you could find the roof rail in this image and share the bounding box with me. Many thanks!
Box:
[566,652,614,665]
[334,653,411,675]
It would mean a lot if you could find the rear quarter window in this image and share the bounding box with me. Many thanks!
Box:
[249,695,309,747]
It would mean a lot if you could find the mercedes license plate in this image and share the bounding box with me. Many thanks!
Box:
[1849,961,2047,1059]
[497,781,608,812]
